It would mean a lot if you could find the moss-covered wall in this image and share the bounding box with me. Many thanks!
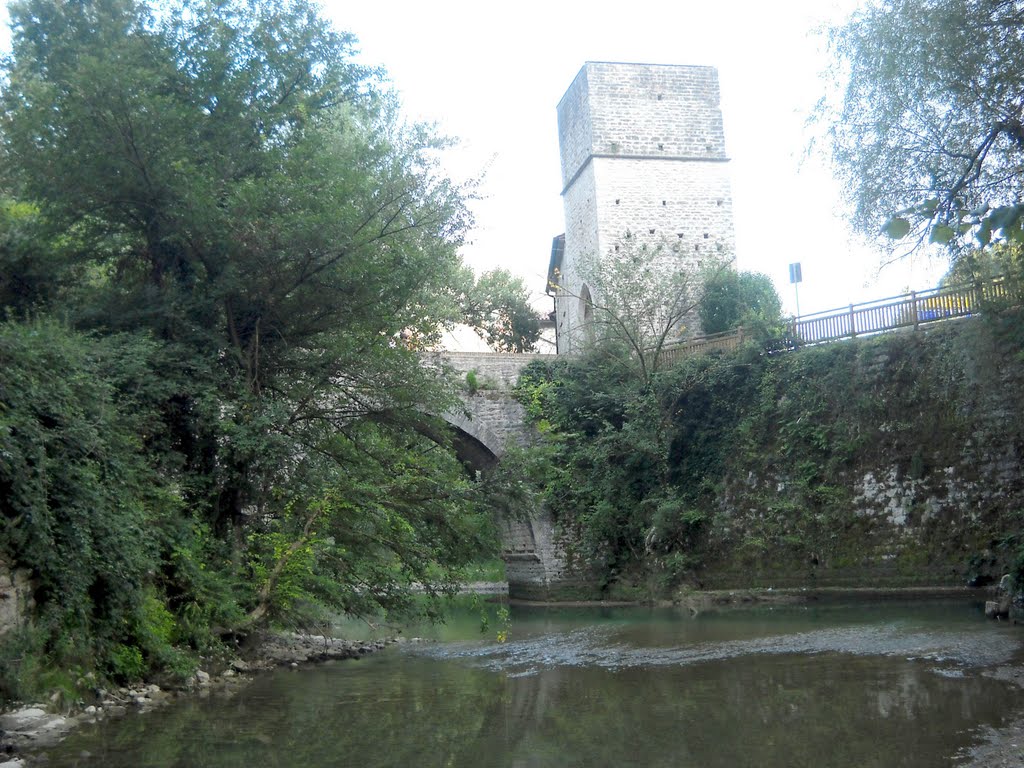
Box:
[687,312,1024,588]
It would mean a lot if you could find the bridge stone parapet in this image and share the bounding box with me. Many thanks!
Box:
[426,351,580,599]
[439,352,546,458]
[438,351,552,393]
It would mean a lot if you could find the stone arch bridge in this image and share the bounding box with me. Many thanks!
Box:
[424,352,575,600]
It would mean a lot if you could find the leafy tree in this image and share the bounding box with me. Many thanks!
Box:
[940,242,1024,286]
[0,198,77,315]
[823,0,1024,253]
[567,236,704,381]
[516,239,727,584]
[698,269,785,338]
[0,319,238,691]
[0,0,493,646]
[464,269,540,353]
[246,420,494,625]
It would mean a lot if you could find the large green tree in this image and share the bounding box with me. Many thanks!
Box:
[824,0,1024,252]
[698,269,784,338]
[464,268,541,353]
[0,0,492,647]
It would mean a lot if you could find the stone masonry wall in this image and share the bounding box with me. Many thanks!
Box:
[554,62,736,353]
[592,159,734,269]
[584,63,728,161]
[555,163,599,353]
[433,352,580,598]
[441,352,548,393]
[556,65,593,193]
[0,560,33,636]
[695,317,1024,589]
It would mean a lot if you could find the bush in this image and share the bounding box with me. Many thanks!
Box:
[0,318,224,695]
[109,645,146,682]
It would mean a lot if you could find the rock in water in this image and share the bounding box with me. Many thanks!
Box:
[985,600,1009,619]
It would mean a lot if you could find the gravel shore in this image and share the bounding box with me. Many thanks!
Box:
[0,631,395,766]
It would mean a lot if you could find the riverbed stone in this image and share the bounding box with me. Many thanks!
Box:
[986,600,1009,619]
[0,708,48,730]
[0,707,73,749]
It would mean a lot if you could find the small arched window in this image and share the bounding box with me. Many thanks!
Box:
[579,283,595,344]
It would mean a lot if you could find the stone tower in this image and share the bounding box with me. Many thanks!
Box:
[548,61,736,354]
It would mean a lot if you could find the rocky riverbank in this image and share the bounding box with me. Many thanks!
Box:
[0,631,396,766]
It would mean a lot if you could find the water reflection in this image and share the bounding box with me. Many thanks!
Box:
[43,602,1024,768]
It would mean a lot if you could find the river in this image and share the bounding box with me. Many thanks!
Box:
[40,599,1024,767]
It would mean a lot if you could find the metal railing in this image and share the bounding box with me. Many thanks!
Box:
[791,278,1014,344]
[657,277,1017,362]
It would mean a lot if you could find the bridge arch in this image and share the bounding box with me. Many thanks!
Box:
[423,351,571,599]
[442,410,506,469]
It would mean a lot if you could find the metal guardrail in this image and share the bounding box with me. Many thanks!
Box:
[657,277,1016,362]
[791,278,1013,344]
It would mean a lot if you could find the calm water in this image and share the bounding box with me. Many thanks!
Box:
[43,601,1024,767]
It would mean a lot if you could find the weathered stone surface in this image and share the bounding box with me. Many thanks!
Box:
[0,561,34,637]
[0,708,49,731]
[553,62,736,353]
[0,707,73,749]
[252,633,388,667]
[425,351,548,462]
[427,352,579,598]
[695,317,1024,590]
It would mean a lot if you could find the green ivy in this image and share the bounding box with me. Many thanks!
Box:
[513,306,1024,592]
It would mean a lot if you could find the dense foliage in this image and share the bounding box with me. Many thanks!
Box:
[698,269,786,337]
[0,320,242,697]
[513,297,1024,595]
[0,0,500,699]
[823,0,1024,253]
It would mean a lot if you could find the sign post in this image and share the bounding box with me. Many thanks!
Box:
[788,262,803,319]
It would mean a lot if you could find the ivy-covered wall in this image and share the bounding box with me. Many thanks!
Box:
[514,309,1024,594]
[682,312,1024,588]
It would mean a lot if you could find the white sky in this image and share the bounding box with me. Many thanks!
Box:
[0,0,950,332]
[324,0,948,324]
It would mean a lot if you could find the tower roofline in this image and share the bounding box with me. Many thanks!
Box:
[556,61,720,110]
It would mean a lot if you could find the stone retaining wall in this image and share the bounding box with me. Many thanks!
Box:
[0,561,33,636]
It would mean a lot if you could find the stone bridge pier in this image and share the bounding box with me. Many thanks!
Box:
[427,352,579,600]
